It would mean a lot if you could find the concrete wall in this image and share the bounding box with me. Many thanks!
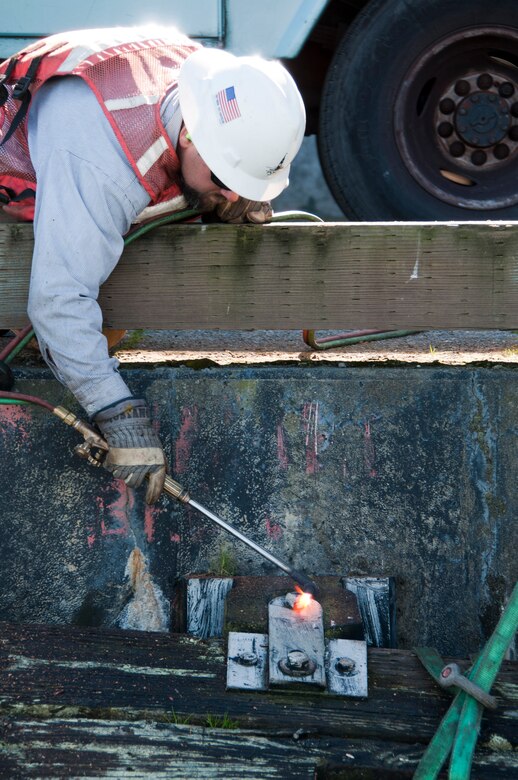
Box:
[1,365,516,656]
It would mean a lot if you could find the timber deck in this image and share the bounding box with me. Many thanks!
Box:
[0,622,516,778]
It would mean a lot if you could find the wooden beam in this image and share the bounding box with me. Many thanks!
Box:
[1,221,518,329]
[343,577,397,648]
[2,721,514,779]
[0,622,516,746]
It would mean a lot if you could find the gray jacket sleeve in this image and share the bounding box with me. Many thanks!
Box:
[26,77,151,416]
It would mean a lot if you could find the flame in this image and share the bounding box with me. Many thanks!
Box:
[294,585,313,611]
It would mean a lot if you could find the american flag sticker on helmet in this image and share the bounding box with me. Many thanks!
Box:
[215,86,241,124]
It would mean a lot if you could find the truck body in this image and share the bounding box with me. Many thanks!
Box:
[2,0,518,221]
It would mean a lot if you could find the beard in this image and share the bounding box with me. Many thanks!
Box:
[177,173,216,213]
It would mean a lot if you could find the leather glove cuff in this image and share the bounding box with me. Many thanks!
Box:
[94,398,159,448]
[93,398,166,503]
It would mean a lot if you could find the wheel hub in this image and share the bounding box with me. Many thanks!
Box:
[435,71,518,171]
[395,27,518,209]
[455,91,510,147]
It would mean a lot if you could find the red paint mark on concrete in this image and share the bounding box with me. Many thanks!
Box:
[86,527,96,548]
[302,401,319,475]
[266,517,283,541]
[364,420,377,477]
[95,480,133,538]
[170,533,181,543]
[175,405,199,474]
[0,405,33,442]
[144,505,156,543]
[276,423,289,469]
[144,504,167,543]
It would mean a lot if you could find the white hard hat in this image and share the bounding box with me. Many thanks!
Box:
[177,48,306,201]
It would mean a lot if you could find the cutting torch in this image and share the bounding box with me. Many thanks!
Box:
[52,405,319,597]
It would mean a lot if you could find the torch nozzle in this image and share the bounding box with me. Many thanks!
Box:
[292,572,319,599]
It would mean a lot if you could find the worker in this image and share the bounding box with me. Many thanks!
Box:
[0,27,306,503]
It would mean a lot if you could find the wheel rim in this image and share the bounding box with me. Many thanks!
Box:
[394,27,518,210]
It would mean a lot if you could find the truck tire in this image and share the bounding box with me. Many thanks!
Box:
[318,0,518,220]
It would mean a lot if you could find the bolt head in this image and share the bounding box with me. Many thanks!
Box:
[287,650,310,670]
[335,657,356,675]
[237,652,258,667]
[438,121,453,138]
[439,98,455,114]
[494,143,510,160]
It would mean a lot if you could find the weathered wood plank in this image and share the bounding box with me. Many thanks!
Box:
[0,622,515,746]
[1,720,515,780]
[343,577,397,648]
[186,577,233,639]
[1,221,518,329]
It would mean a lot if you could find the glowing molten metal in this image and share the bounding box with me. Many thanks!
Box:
[294,586,313,611]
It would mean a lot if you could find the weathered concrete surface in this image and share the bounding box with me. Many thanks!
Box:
[0,365,516,656]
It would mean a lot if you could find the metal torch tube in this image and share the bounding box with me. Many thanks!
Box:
[188,498,318,596]
[162,477,317,596]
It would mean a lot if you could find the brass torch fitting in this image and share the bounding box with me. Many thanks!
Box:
[53,406,109,450]
[163,475,190,504]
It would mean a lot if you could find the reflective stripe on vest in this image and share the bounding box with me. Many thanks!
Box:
[0,28,200,220]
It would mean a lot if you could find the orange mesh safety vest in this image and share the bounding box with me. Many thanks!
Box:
[0,28,200,220]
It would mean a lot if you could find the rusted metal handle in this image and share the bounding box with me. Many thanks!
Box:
[439,663,497,709]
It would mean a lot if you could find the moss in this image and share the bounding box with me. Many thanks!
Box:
[120,329,146,349]
[208,544,238,577]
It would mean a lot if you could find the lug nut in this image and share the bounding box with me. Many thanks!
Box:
[494,143,510,160]
[511,102,518,118]
[450,141,465,157]
[439,98,455,114]
[455,80,470,97]
[499,82,515,98]
[438,122,453,138]
[477,73,493,90]
[509,126,518,141]
[471,150,487,166]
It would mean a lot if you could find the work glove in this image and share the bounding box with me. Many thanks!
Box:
[215,197,273,224]
[94,398,166,504]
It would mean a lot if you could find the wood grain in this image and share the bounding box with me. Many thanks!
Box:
[2,221,518,329]
[0,622,515,746]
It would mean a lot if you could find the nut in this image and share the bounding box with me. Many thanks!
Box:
[335,657,356,675]
[236,652,258,667]
[278,649,317,677]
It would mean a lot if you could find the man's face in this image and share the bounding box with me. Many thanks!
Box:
[177,126,239,211]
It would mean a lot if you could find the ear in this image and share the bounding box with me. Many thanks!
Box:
[178,126,192,149]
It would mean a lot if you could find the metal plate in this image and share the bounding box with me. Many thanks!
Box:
[226,632,268,691]
[326,639,368,697]
[268,593,325,687]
